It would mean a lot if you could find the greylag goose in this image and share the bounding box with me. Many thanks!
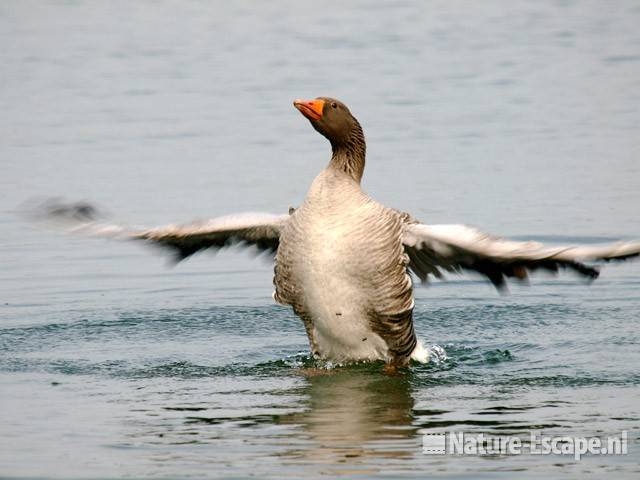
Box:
[40,97,640,368]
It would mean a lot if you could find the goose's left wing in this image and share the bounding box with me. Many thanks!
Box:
[33,199,289,262]
[402,223,640,290]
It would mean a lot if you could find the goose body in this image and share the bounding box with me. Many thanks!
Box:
[38,96,640,369]
[274,168,415,364]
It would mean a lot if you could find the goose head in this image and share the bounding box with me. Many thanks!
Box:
[293,97,361,148]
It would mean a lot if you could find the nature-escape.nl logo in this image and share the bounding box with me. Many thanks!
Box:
[422,431,628,460]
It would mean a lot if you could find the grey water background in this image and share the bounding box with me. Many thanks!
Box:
[1,0,640,478]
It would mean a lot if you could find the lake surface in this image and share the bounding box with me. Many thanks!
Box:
[1,1,640,478]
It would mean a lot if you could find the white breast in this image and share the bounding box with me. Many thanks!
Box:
[290,190,392,362]
[275,169,414,364]
[301,241,391,363]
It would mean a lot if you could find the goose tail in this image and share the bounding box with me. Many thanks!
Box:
[410,339,430,364]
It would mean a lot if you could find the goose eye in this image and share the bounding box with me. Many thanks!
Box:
[331,102,337,108]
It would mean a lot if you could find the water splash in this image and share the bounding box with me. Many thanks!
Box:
[427,344,448,365]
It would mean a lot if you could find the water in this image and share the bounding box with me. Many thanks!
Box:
[1,1,640,478]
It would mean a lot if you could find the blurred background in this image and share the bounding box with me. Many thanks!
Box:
[1,1,639,478]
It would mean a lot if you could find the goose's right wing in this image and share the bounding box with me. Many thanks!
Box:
[32,199,289,262]
[130,213,288,261]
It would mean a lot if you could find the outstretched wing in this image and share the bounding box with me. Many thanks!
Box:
[402,223,640,290]
[131,213,288,261]
[31,199,289,262]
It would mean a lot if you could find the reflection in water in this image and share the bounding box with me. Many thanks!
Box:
[276,368,419,473]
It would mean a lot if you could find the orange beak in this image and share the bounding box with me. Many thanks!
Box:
[293,98,325,121]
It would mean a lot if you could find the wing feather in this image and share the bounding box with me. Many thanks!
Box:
[402,223,640,290]
[132,213,288,261]
[30,199,289,262]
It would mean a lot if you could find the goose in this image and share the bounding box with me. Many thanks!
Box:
[38,97,640,369]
